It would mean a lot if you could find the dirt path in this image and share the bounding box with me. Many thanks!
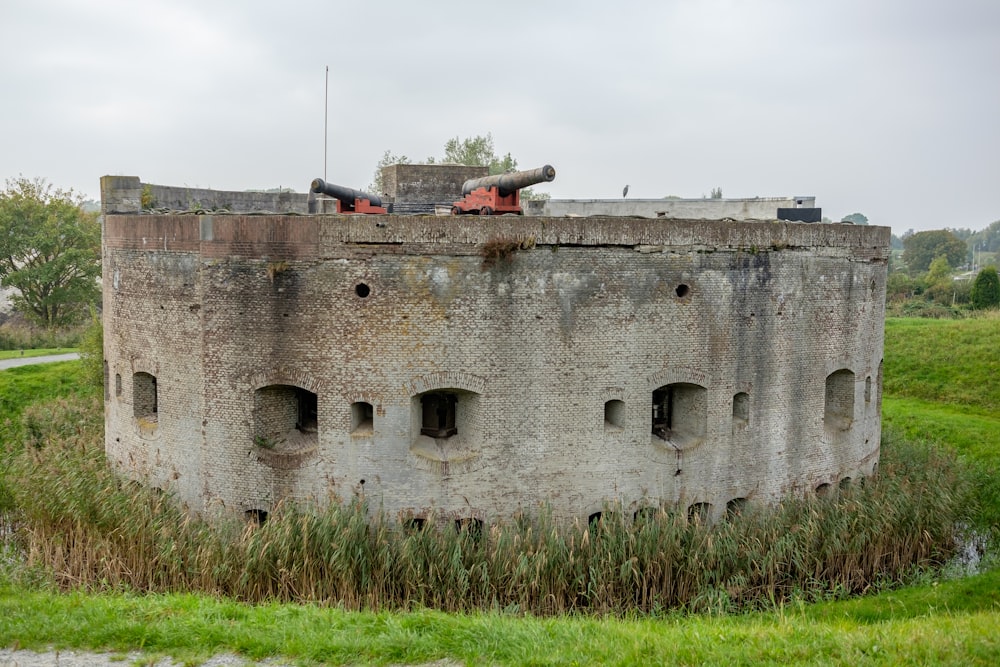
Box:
[0,353,80,371]
[0,648,462,666]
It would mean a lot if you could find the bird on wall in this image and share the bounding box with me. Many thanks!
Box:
[622,184,629,198]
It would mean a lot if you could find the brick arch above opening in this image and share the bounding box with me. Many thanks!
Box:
[599,386,626,402]
[129,357,159,377]
[403,371,488,397]
[646,366,710,391]
[245,367,325,395]
[343,390,381,406]
[822,359,856,379]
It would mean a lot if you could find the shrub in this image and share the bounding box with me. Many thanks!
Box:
[76,313,103,389]
[480,236,534,269]
[970,266,1000,309]
[0,317,86,351]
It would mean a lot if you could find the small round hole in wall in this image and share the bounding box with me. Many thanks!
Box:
[675,284,690,298]
[355,283,371,298]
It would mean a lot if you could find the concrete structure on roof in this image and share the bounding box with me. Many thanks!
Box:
[100,174,887,525]
[524,196,818,220]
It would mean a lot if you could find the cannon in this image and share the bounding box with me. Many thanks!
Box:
[310,178,387,214]
[451,164,555,216]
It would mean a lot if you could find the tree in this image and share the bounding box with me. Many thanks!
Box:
[442,133,518,176]
[886,271,915,302]
[709,187,723,199]
[370,133,550,200]
[841,212,869,225]
[901,230,967,275]
[0,177,101,328]
[969,219,1000,253]
[970,266,1000,309]
[77,310,104,388]
[442,133,554,199]
[921,255,954,305]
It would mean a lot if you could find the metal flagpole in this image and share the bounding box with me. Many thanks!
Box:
[324,66,329,182]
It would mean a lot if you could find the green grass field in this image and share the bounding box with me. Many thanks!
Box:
[883,316,1000,413]
[0,318,998,665]
[1,574,998,666]
[0,361,90,444]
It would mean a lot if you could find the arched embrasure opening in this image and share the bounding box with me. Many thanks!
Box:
[824,369,855,436]
[652,382,707,448]
[634,507,658,524]
[726,497,747,519]
[403,517,426,532]
[351,401,374,434]
[133,372,158,436]
[420,392,458,438]
[410,388,481,464]
[133,372,157,417]
[687,502,712,525]
[455,518,484,538]
[245,509,268,525]
[604,399,625,429]
[732,392,749,429]
[253,384,318,449]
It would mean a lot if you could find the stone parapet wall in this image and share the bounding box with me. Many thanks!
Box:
[101,176,308,214]
[104,214,888,260]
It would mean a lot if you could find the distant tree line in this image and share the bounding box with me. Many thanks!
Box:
[887,222,1000,315]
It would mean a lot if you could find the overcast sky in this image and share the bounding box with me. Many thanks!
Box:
[2,0,998,235]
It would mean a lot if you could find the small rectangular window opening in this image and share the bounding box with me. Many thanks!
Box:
[604,399,625,429]
[351,401,374,433]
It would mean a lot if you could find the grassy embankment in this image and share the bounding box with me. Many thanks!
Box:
[882,316,1000,528]
[0,318,999,665]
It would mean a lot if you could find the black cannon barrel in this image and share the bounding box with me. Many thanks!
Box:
[461,165,556,197]
[310,178,382,208]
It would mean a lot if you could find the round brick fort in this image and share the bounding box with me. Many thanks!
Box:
[101,178,888,524]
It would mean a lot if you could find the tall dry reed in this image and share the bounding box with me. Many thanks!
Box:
[2,398,973,615]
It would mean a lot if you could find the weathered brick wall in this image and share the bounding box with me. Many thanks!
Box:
[103,213,888,523]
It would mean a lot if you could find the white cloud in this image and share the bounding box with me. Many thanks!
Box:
[1,0,998,232]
